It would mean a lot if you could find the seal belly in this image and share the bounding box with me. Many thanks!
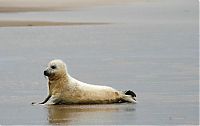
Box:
[53,87,122,104]
[76,87,122,104]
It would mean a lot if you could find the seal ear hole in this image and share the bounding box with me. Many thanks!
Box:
[51,65,56,69]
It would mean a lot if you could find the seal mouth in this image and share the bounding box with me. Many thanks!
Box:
[44,70,54,77]
[44,70,55,79]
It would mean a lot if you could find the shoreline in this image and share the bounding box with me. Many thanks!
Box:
[0,0,133,12]
[0,20,110,27]
[0,0,131,27]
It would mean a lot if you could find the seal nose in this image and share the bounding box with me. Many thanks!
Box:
[44,70,49,76]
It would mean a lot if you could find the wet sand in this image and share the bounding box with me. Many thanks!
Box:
[0,0,128,27]
[0,0,198,125]
[0,20,109,27]
[0,0,132,12]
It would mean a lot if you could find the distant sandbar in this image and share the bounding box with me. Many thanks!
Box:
[0,20,110,27]
[0,0,132,12]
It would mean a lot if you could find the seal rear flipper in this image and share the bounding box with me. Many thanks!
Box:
[124,90,136,98]
[121,95,136,103]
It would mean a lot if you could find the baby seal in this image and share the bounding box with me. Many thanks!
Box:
[35,59,136,105]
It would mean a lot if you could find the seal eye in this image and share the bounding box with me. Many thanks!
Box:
[51,65,56,69]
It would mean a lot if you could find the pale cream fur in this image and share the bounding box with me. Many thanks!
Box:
[44,59,136,104]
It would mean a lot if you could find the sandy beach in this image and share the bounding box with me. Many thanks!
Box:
[0,20,109,27]
[0,0,132,27]
[0,0,198,125]
[0,0,132,9]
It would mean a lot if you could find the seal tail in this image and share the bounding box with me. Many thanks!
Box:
[120,90,136,103]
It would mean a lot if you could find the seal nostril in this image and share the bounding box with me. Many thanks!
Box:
[44,70,48,76]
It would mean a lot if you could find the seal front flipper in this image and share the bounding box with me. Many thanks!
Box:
[39,94,51,104]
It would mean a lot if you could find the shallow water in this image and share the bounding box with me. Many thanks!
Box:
[0,0,198,125]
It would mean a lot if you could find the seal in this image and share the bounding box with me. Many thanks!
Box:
[34,59,136,105]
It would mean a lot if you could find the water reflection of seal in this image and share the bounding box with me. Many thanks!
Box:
[47,105,120,125]
[36,59,136,105]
